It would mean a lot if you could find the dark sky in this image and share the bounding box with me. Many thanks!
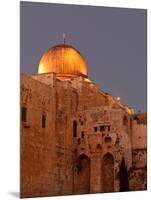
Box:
[20,1,147,112]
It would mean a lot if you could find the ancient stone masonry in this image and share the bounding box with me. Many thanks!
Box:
[21,43,147,197]
[129,114,147,191]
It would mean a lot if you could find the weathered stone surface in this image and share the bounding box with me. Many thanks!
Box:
[129,168,147,191]
[20,73,147,197]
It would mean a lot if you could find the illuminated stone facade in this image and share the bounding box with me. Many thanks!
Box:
[20,44,147,198]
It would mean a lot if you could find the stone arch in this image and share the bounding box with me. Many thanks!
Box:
[102,152,114,193]
[74,154,90,194]
[119,158,129,191]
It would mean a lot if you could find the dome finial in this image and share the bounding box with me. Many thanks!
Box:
[63,33,66,44]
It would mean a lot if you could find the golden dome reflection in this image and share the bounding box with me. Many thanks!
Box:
[38,44,88,78]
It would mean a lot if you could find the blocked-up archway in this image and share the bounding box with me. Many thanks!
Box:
[102,153,114,193]
[74,154,90,194]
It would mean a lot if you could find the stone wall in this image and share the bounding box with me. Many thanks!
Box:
[132,121,147,149]
[21,74,57,197]
[72,106,133,193]
[129,147,147,191]
[129,116,147,191]
[21,73,147,197]
[129,167,147,191]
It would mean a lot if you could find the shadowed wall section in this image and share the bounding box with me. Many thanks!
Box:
[120,158,129,191]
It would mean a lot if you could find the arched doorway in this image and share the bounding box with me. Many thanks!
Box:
[74,154,90,194]
[119,158,129,191]
[102,153,114,193]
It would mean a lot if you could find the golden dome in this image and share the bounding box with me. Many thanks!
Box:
[38,44,88,77]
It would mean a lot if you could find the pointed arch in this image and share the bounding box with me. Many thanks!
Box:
[74,154,90,194]
[102,153,114,192]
